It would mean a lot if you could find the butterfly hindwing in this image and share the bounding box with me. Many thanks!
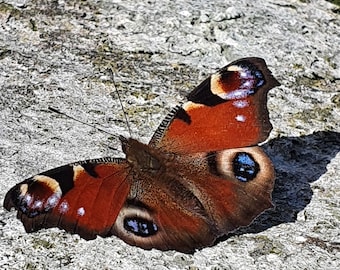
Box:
[108,141,275,253]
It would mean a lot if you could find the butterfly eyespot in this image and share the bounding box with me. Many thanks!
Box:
[11,177,63,218]
[232,152,260,182]
[124,217,158,237]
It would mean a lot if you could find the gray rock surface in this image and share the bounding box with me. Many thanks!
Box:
[0,0,339,269]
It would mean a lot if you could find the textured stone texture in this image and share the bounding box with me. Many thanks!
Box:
[0,0,339,269]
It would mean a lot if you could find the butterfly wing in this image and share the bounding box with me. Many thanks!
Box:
[4,158,130,240]
[150,57,280,153]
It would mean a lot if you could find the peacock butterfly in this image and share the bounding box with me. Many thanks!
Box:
[4,57,280,253]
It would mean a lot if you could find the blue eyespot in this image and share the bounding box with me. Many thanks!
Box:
[254,71,265,87]
[233,152,259,182]
[124,217,158,237]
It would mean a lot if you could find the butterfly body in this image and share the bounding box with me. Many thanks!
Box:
[4,58,280,253]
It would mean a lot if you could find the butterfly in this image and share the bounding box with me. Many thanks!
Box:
[4,57,280,253]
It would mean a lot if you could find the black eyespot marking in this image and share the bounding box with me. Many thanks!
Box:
[124,217,158,237]
[126,199,152,211]
[233,152,260,182]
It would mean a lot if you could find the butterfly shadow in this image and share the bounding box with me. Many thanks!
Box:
[221,130,340,240]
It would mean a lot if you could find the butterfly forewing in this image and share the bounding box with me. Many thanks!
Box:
[4,159,130,239]
[150,57,280,153]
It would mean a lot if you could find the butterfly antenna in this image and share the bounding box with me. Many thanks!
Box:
[107,68,132,137]
[48,107,116,137]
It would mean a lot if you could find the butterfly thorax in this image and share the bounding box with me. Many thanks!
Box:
[119,136,166,175]
[119,136,209,214]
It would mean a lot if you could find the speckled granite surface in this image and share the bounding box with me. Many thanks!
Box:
[0,0,339,269]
